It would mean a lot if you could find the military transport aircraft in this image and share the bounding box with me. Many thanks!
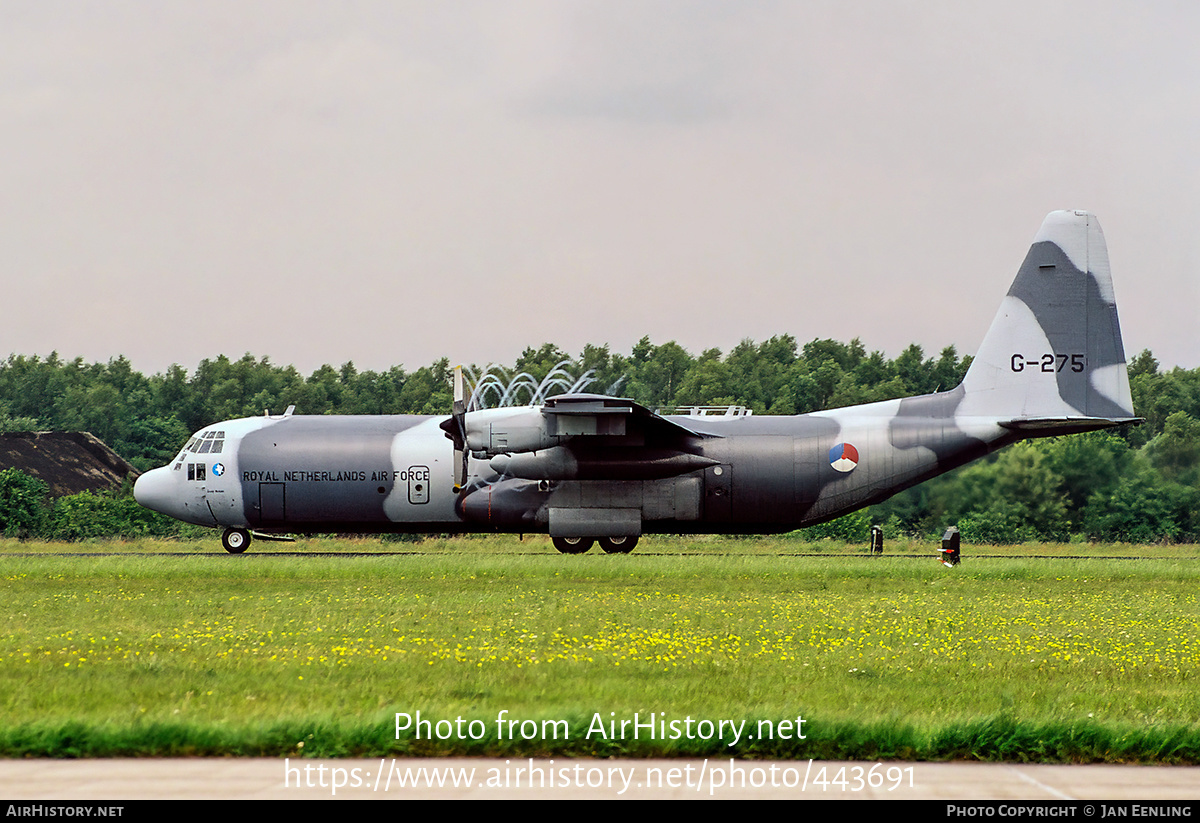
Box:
[135,211,1139,553]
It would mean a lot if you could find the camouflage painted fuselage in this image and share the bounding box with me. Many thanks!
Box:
[136,393,1013,535]
[134,211,1137,544]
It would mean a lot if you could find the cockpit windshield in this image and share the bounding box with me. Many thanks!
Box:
[176,430,225,462]
[196,431,225,454]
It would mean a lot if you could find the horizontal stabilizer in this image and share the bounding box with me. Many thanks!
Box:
[998,416,1142,436]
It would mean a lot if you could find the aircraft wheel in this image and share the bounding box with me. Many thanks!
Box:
[598,536,638,554]
[222,528,251,554]
[552,536,593,554]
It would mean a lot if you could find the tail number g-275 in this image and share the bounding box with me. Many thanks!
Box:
[1010,353,1085,373]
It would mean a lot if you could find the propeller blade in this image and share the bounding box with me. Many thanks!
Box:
[452,365,468,491]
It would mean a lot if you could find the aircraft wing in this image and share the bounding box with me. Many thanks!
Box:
[541,393,712,439]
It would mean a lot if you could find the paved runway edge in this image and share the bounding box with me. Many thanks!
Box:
[2,759,1198,801]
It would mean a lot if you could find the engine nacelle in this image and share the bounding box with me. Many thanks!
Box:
[464,407,558,457]
[464,406,629,457]
[490,446,718,480]
[458,478,548,526]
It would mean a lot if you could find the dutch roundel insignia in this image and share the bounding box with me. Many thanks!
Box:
[828,443,859,473]
[212,462,225,477]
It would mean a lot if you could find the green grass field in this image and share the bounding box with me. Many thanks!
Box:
[1,535,1197,761]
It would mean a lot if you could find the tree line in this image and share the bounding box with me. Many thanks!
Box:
[0,338,1196,542]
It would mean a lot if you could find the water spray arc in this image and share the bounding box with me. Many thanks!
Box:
[463,361,599,411]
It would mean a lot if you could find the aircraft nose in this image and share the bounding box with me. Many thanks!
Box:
[134,466,176,516]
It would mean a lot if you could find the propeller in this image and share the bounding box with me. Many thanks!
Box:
[439,365,470,492]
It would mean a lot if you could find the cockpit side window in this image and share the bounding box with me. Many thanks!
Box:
[176,437,198,464]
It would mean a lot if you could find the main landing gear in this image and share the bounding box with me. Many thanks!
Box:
[222,528,251,554]
[551,536,639,554]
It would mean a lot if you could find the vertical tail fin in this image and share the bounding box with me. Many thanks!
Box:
[960,210,1136,422]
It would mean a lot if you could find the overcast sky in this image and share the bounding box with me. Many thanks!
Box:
[2,1,1197,378]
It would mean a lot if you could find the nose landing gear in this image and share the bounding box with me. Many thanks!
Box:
[222,528,251,554]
